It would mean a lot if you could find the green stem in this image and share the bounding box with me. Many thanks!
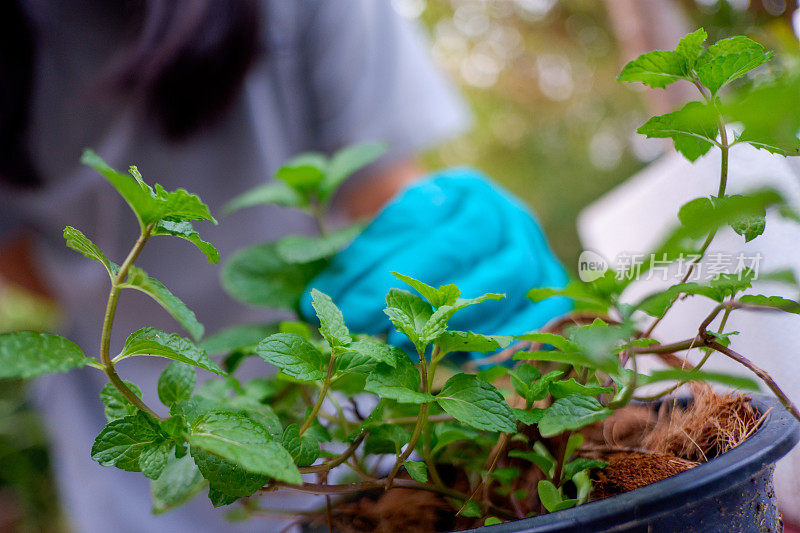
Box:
[299,352,337,436]
[99,225,160,419]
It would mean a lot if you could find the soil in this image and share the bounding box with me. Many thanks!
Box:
[306,385,763,532]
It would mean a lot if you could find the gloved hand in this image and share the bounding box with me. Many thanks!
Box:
[299,168,572,357]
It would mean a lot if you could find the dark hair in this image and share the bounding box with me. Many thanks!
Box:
[0,0,261,188]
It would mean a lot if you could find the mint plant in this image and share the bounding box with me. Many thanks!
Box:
[1,29,799,530]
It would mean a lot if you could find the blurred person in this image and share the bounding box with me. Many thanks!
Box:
[0,1,568,531]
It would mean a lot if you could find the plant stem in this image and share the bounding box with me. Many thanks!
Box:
[707,340,800,422]
[99,225,160,419]
[262,479,517,520]
[299,433,367,474]
[386,346,435,487]
[299,352,337,436]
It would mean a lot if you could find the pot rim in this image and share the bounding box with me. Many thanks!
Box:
[468,394,800,532]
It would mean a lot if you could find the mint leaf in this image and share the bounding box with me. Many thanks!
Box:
[538,480,578,513]
[334,347,379,375]
[391,272,461,308]
[151,453,206,514]
[675,28,707,67]
[140,440,173,480]
[200,323,278,356]
[275,224,362,264]
[617,51,686,88]
[222,182,305,214]
[739,294,800,313]
[320,142,386,201]
[515,332,578,352]
[120,328,224,375]
[0,332,92,379]
[696,36,772,95]
[122,266,204,341]
[100,381,142,421]
[364,424,411,456]
[513,408,545,425]
[347,338,400,368]
[256,333,327,381]
[384,289,433,353]
[530,370,565,402]
[436,331,512,356]
[538,395,611,437]
[637,101,718,161]
[310,289,351,348]
[403,460,428,483]
[563,458,607,481]
[281,424,320,467]
[549,379,613,399]
[509,450,555,477]
[188,411,301,484]
[158,362,196,406]
[82,150,215,228]
[509,364,541,401]
[275,164,325,197]
[435,374,516,433]
[364,357,432,404]
[63,226,117,278]
[152,219,219,264]
[221,242,325,310]
[91,412,165,472]
[420,293,505,345]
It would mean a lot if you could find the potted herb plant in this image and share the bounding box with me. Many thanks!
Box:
[0,29,799,532]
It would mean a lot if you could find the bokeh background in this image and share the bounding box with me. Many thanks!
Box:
[1,0,798,530]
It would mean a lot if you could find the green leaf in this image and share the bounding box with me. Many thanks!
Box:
[275,223,362,264]
[617,50,687,88]
[515,332,578,352]
[364,358,433,404]
[320,142,387,201]
[420,293,505,345]
[696,36,772,95]
[509,450,555,477]
[122,266,204,341]
[276,165,326,195]
[63,226,117,278]
[461,500,483,518]
[391,271,461,308]
[538,395,612,437]
[91,411,165,472]
[562,458,607,482]
[221,242,325,310]
[222,182,305,214]
[120,328,224,375]
[364,424,411,456]
[256,333,327,381]
[478,366,509,383]
[538,480,578,513]
[403,460,428,483]
[676,28,707,66]
[644,369,759,390]
[140,440,174,479]
[158,362,196,406]
[435,374,516,433]
[281,424,320,467]
[739,294,800,314]
[509,364,541,401]
[152,219,219,263]
[637,101,718,162]
[431,424,482,456]
[81,150,216,228]
[384,289,433,353]
[568,319,633,370]
[549,379,613,399]
[0,331,92,379]
[485,517,503,526]
[347,338,400,368]
[200,323,278,356]
[530,370,565,401]
[513,408,545,425]
[491,467,521,486]
[310,289,351,348]
[100,381,142,421]
[188,411,301,484]
[528,282,610,313]
[564,433,584,461]
[151,453,206,514]
[436,331,512,356]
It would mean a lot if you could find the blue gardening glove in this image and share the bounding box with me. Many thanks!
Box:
[299,168,572,357]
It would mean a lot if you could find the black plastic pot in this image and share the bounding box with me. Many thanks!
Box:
[470,395,800,533]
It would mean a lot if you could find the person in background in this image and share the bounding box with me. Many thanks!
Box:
[0,1,568,531]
